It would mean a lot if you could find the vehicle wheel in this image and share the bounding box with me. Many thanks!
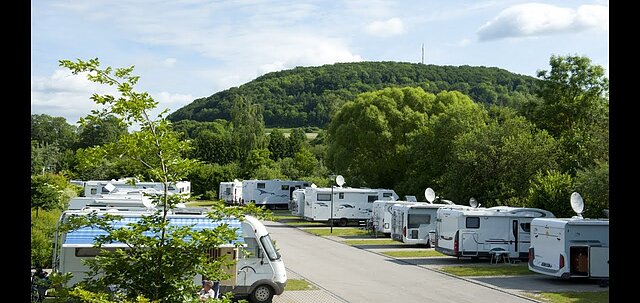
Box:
[250,285,274,303]
[338,218,348,227]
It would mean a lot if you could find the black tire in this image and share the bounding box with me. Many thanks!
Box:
[338,218,348,227]
[249,285,274,303]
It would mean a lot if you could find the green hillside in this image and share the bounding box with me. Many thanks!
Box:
[167,61,541,127]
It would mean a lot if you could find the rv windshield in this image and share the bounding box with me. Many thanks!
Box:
[260,234,281,261]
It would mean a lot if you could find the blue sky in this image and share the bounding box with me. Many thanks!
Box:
[31,0,608,126]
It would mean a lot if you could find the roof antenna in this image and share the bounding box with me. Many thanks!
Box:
[421,43,424,64]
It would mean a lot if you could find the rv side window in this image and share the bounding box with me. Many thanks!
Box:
[317,193,331,201]
[368,195,377,203]
[257,183,266,189]
[408,214,431,228]
[101,187,110,193]
[260,235,281,261]
[466,217,480,229]
[303,183,309,187]
[520,223,531,232]
[243,238,260,258]
[224,188,231,195]
[339,193,344,199]
[281,185,289,190]
[91,188,97,195]
[168,185,176,190]
[75,247,117,257]
[383,193,392,197]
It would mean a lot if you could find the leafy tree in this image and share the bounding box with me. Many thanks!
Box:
[525,170,575,218]
[326,87,432,189]
[293,147,317,178]
[574,160,609,218]
[286,128,307,157]
[76,114,128,149]
[231,96,266,161]
[442,112,559,206]
[31,174,65,217]
[31,113,79,149]
[31,140,61,174]
[191,129,240,165]
[188,162,240,199]
[58,58,268,302]
[31,209,62,268]
[267,129,288,160]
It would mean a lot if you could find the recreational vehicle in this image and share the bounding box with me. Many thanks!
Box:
[435,205,554,259]
[242,179,310,209]
[220,179,243,204]
[302,187,398,226]
[528,192,609,281]
[83,179,191,198]
[372,200,415,235]
[53,209,287,302]
[390,202,448,246]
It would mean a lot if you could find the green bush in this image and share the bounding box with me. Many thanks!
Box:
[31,209,61,268]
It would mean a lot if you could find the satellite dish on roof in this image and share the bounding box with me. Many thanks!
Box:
[425,188,436,203]
[570,192,584,217]
[336,175,345,187]
[469,197,479,208]
[104,182,116,193]
[311,183,317,188]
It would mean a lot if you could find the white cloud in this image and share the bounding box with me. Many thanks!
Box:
[365,18,406,37]
[31,69,195,124]
[162,58,177,67]
[477,3,608,41]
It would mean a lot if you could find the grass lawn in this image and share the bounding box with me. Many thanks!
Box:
[343,239,400,245]
[439,263,535,276]
[525,291,609,303]
[284,279,318,291]
[302,227,371,237]
[282,221,327,227]
[184,200,218,207]
[380,250,445,258]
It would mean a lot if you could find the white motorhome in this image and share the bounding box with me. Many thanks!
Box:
[83,179,191,198]
[220,179,243,204]
[435,205,554,259]
[302,187,398,226]
[528,192,609,281]
[372,200,416,235]
[53,209,287,303]
[391,202,448,246]
[242,179,310,209]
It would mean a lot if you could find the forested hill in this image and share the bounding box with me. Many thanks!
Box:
[167,61,541,127]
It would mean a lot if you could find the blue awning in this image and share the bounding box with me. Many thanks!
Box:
[63,216,244,246]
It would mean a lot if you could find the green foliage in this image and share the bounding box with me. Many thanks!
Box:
[188,162,240,199]
[286,128,308,157]
[443,111,559,206]
[231,96,266,161]
[574,160,609,218]
[267,129,288,160]
[31,173,71,215]
[76,114,129,149]
[525,170,575,218]
[168,62,540,128]
[31,209,62,268]
[242,148,274,177]
[31,113,79,149]
[191,129,240,165]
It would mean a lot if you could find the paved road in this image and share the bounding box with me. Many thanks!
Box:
[266,221,535,303]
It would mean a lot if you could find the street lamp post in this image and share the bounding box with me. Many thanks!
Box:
[330,185,334,233]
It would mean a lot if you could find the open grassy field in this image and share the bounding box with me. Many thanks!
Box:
[265,128,318,139]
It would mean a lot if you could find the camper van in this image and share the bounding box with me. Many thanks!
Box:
[391,203,448,246]
[220,179,243,204]
[83,179,191,198]
[53,209,287,303]
[372,200,416,235]
[435,205,554,259]
[302,187,398,226]
[242,179,310,209]
[528,192,609,280]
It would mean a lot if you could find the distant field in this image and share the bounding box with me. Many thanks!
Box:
[265,128,318,140]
